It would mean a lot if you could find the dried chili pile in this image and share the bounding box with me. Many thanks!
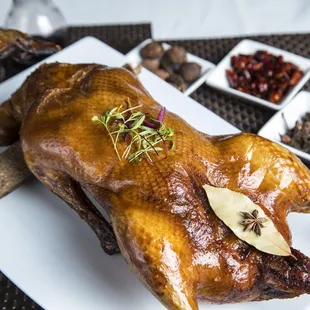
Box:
[281,113,310,153]
[226,51,304,104]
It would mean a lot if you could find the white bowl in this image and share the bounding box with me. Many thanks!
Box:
[258,90,310,162]
[125,38,215,96]
[206,39,310,111]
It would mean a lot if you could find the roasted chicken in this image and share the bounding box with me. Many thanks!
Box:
[1,63,310,310]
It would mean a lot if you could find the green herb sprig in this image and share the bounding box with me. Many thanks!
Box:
[92,100,174,162]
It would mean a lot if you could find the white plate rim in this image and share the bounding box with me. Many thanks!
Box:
[125,38,215,96]
[206,39,310,111]
[258,90,310,162]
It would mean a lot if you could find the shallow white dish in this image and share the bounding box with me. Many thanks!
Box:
[0,37,252,310]
[206,39,310,111]
[259,90,310,162]
[126,38,215,96]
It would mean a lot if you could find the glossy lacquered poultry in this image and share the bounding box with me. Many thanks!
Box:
[1,63,310,310]
[0,28,61,64]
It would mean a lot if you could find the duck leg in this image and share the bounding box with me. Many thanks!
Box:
[110,197,198,310]
[25,162,119,255]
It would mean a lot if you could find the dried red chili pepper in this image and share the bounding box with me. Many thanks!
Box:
[226,50,304,104]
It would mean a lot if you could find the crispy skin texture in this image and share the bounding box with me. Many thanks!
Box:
[0,28,61,62]
[2,63,310,309]
[0,29,61,144]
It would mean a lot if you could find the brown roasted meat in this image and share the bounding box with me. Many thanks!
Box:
[0,28,61,64]
[1,63,310,310]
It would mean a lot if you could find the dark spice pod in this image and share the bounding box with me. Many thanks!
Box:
[281,113,310,153]
[180,62,201,83]
[140,41,164,59]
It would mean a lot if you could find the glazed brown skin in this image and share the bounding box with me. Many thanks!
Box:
[0,29,61,63]
[2,63,310,310]
[0,29,61,145]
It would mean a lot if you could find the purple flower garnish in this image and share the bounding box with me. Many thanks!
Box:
[157,107,166,123]
[125,133,131,142]
[143,121,158,128]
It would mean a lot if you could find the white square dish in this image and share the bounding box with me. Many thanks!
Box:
[206,39,310,111]
[258,90,310,162]
[126,38,215,96]
[0,37,243,310]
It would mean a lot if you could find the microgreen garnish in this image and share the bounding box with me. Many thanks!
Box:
[92,100,174,162]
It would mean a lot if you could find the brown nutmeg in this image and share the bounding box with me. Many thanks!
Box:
[141,58,160,72]
[166,74,186,92]
[180,62,201,83]
[160,53,180,75]
[165,46,187,65]
[140,41,164,59]
[154,68,169,80]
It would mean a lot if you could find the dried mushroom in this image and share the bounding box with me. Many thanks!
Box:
[180,62,201,83]
[140,41,164,59]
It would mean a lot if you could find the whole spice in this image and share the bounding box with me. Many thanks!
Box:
[166,74,187,92]
[226,50,304,104]
[180,62,201,83]
[140,41,164,59]
[203,184,292,257]
[154,68,169,80]
[240,209,267,236]
[138,41,202,92]
[160,53,177,75]
[280,112,310,153]
[165,46,187,65]
[141,58,160,72]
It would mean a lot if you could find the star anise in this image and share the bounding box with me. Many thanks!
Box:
[240,209,267,236]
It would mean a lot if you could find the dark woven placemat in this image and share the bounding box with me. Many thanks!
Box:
[64,23,152,54]
[166,34,310,133]
[2,25,310,310]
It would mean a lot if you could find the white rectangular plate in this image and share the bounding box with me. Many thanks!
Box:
[0,36,259,310]
[206,39,310,111]
[126,38,215,96]
[258,90,310,162]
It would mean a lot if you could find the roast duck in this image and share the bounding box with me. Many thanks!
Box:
[1,59,310,310]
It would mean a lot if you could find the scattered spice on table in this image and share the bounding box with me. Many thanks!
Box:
[226,50,304,104]
[280,112,310,153]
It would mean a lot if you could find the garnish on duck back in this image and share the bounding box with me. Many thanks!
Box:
[92,100,174,162]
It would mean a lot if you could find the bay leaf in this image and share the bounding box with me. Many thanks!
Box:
[203,184,291,257]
